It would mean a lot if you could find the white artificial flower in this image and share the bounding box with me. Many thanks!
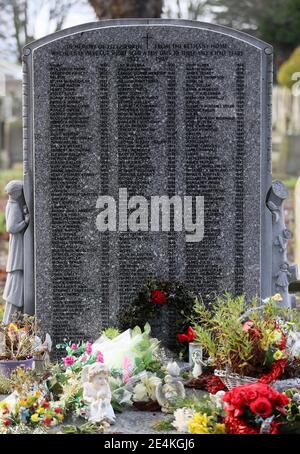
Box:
[166,362,180,377]
[172,407,195,432]
[133,383,148,402]
[132,373,162,402]
[287,332,300,358]
[210,390,226,409]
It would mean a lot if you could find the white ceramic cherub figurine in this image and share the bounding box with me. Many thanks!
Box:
[82,363,115,424]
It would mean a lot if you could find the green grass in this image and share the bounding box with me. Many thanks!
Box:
[0,211,5,234]
[282,176,298,190]
[0,164,23,197]
[0,303,4,322]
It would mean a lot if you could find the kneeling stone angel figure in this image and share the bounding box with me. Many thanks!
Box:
[156,362,185,413]
[82,363,115,424]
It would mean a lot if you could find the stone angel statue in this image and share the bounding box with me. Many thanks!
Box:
[82,363,115,424]
[156,362,185,413]
[2,181,29,324]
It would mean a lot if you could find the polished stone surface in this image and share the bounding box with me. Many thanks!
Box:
[23,20,273,346]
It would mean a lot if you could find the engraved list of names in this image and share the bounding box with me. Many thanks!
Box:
[31,24,268,346]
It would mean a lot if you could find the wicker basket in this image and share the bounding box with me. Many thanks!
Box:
[214,369,258,390]
[215,369,300,391]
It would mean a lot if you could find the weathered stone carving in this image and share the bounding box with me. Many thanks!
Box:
[267,180,298,307]
[2,181,29,324]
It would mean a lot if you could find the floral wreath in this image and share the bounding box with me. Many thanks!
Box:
[118,277,198,353]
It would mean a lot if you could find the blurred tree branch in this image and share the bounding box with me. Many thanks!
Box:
[88,0,163,19]
[0,0,78,63]
[164,1,206,20]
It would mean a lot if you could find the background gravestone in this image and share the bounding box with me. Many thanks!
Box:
[23,20,273,346]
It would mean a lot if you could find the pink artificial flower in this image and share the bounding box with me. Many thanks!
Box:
[63,356,76,367]
[71,343,78,351]
[86,341,92,355]
[81,355,87,363]
[122,356,132,383]
[96,352,104,363]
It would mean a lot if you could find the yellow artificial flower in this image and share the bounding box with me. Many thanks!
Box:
[56,413,64,422]
[272,330,282,343]
[188,413,213,434]
[215,423,226,434]
[272,294,283,302]
[8,323,19,332]
[37,407,45,415]
[30,414,39,423]
[34,391,41,398]
[188,422,210,434]
[17,368,25,378]
[19,400,27,407]
[273,350,284,360]
[194,413,212,426]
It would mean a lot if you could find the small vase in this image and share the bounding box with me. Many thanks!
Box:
[0,357,34,378]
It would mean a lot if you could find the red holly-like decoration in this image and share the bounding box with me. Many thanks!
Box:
[151,289,167,305]
[222,382,289,434]
[259,359,287,384]
[206,375,227,394]
[224,415,260,434]
[224,416,280,435]
[177,326,196,343]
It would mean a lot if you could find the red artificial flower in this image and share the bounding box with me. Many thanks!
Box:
[244,388,258,404]
[222,382,288,434]
[151,290,167,305]
[42,400,49,409]
[177,333,188,343]
[269,421,281,434]
[3,419,11,427]
[43,416,52,426]
[274,393,289,409]
[54,407,62,414]
[250,397,273,418]
[277,334,287,350]
[177,326,196,343]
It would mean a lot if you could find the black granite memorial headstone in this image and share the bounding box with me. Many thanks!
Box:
[23,20,273,346]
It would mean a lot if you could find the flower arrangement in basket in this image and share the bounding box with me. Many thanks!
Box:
[192,293,300,388]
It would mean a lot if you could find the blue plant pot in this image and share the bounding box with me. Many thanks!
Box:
[0,357,33,378]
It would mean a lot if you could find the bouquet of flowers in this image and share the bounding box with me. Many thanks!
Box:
[50,324,163,415]
[0,390,64,431]
[222,382,289,434]
[0,314,37,361]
